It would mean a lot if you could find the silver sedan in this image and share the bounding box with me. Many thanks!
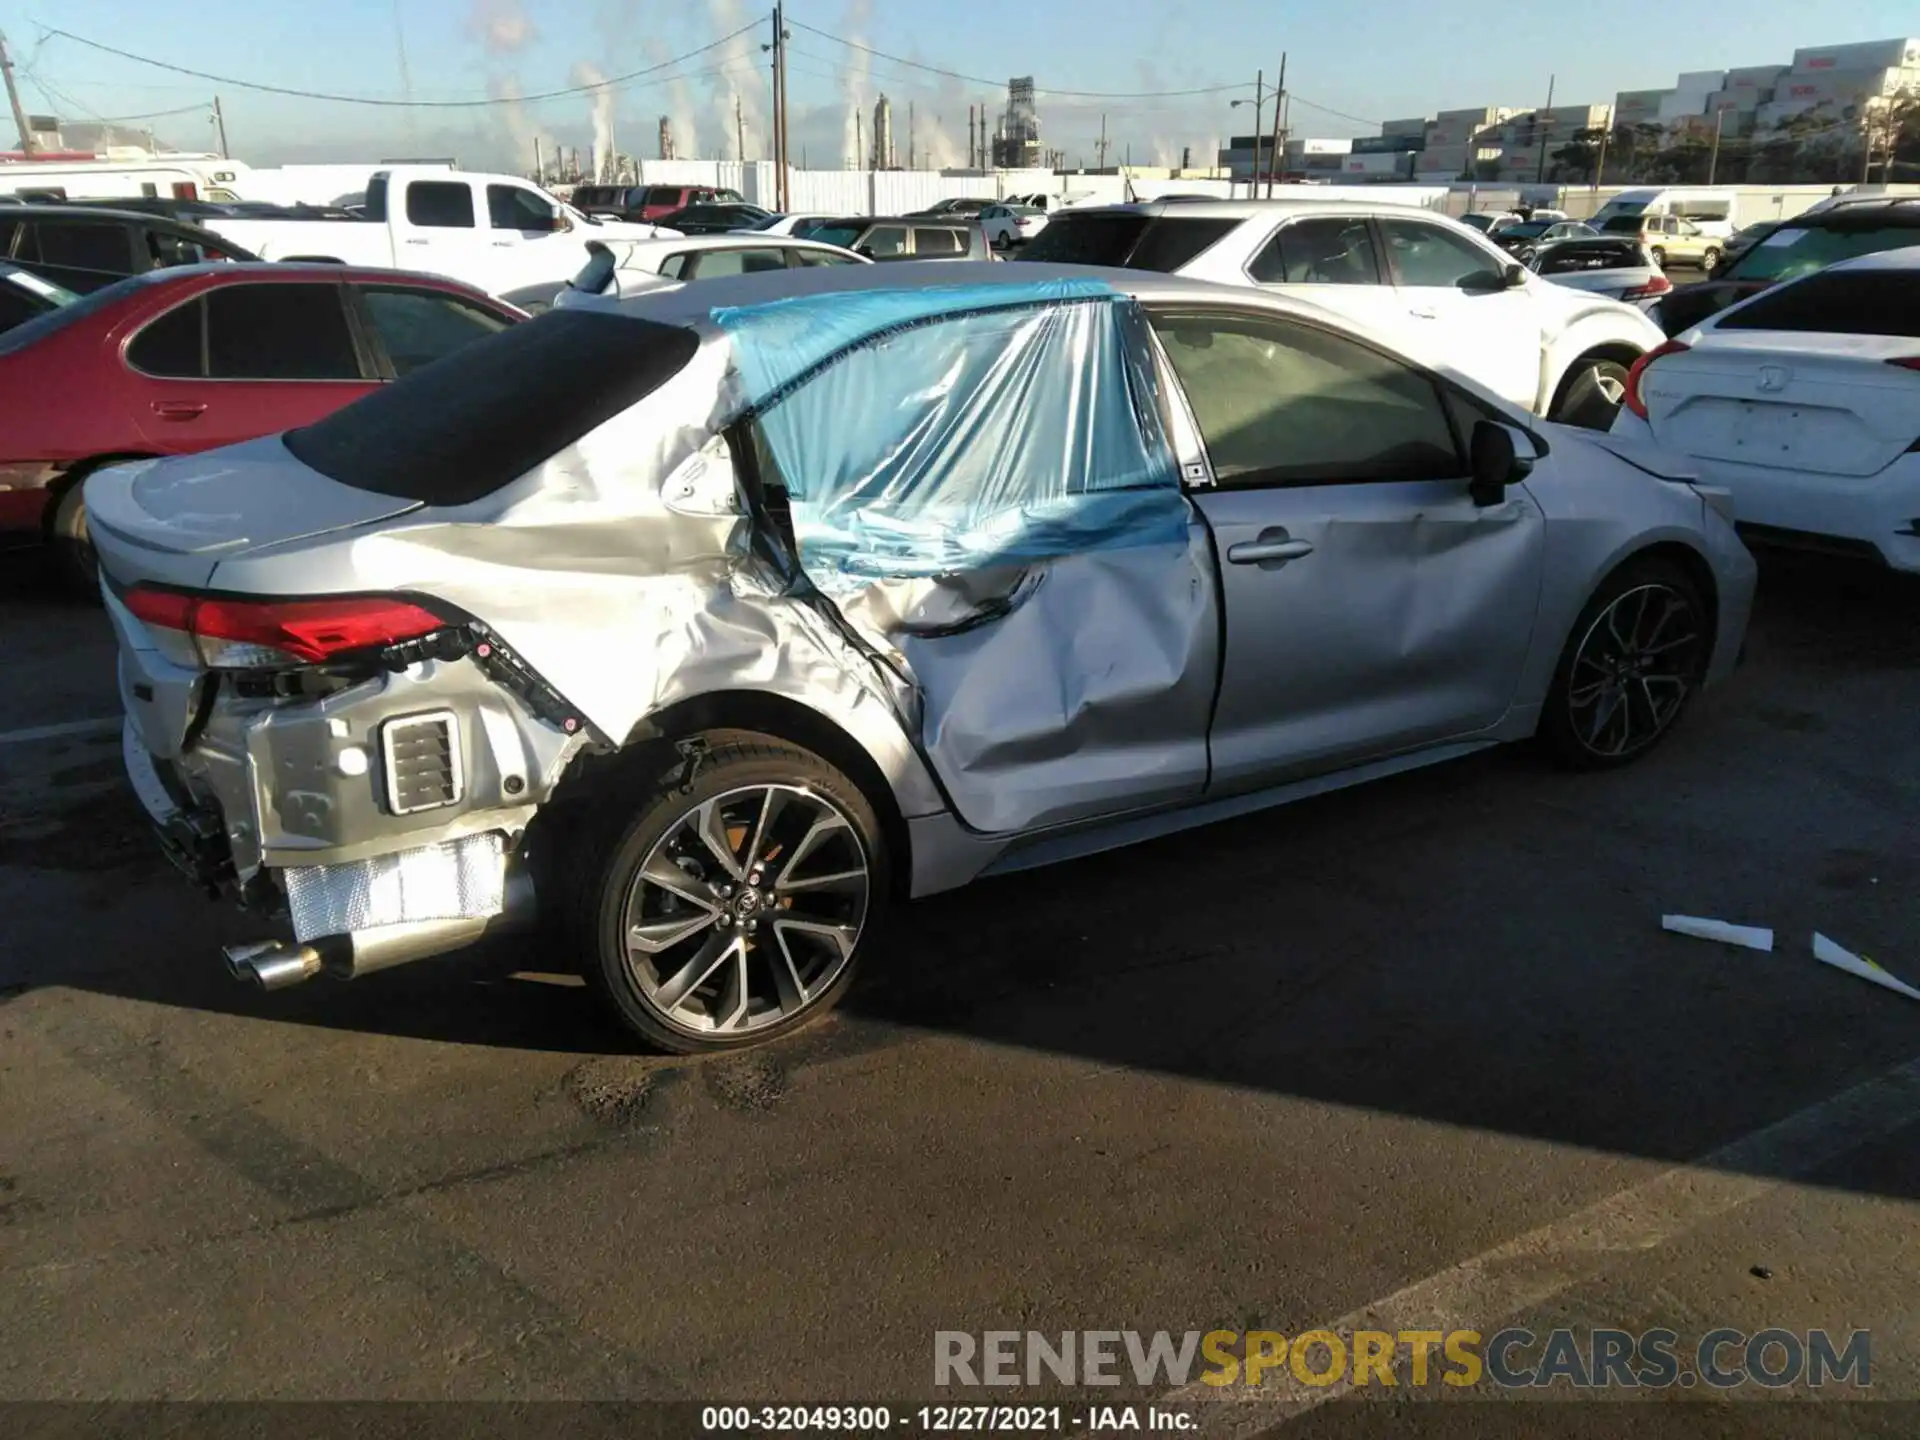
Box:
[93,262,1755,1051]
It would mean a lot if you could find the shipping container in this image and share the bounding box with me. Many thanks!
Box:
[1777,68,1909,103]
[1353,133,1425,154]
[1675,70,1728,94]
[1791,38,1920,73]
[1286,137,1353,155]
[1725,64,1788,89]
[1382,116,1428,138]
[1341,151,1416,176]
[1658,92,1707,121]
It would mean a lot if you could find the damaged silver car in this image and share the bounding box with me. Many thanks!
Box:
[93,262,1756,1052]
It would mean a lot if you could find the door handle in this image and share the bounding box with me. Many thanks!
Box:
[403,237,429,245]
[491,240,514,247]
[151,401,207,421]
[1227,537,1314,565]
[1408,306,1438,319]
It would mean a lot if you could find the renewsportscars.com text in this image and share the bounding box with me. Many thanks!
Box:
[934,1328,1871,1390]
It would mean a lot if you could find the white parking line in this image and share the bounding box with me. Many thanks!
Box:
[0,717,121,747]
[1165,1053,1920,1433]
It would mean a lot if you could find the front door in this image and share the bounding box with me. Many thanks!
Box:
[1375,215,1543,411]
[1148,306,1546,792]
[1244,213,1411,340]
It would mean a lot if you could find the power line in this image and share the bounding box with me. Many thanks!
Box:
[786,19,1254,99]
[1281,94,1381,128]
[31,22,761,108]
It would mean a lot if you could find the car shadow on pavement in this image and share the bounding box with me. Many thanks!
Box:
[13,550,1920,1196]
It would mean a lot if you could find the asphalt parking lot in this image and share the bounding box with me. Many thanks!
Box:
[3,540,1919,1434]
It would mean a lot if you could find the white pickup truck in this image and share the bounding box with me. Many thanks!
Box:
[201,167,681,297]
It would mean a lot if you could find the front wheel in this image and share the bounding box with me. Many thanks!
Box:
[1701,247,1721,271]
[572,734,889,1053]
[1538,559,1710,770]
[49,480,99,595]
[1548,358,1630,430]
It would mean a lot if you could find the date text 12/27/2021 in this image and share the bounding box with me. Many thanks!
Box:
[700,1405,1197,1431]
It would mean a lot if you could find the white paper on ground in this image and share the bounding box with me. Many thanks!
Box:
[1662,914,1775,952]
[1812,933,1920,1003]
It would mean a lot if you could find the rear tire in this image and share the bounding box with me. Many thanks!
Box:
[49,480,98,596]
[1538,557,1710,770]
[567,732,890,1054]
[1548,358,1630,430]
[1649,245,1667,268]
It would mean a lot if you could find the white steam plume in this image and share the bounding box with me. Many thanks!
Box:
[706,0,764,159]
[572,62,617,180]
[839,0,872,167]
[471,0,535,53]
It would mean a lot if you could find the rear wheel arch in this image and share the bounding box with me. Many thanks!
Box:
[555,690,916,899]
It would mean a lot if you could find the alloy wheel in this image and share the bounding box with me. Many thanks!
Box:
[1565,583,1703,760]
[620,784,870,1038]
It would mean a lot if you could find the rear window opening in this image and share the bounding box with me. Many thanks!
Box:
[1717,270,1920,338]
[283,310,701,507]
[1017,214,1239,272]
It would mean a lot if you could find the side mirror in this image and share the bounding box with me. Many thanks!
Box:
[1502,262,1527,288]
[549,213,572,232]
[1468,420,1538,507]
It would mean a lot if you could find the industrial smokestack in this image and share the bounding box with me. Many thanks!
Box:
[659,115,674,160]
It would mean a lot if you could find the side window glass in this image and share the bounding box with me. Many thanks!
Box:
[35,221,134,273]
[1249,217,1381,285]
[1378,219,1505,289]
[657,253,691,280]
[914,228,964,256]
[1151,311,1463,487]
[687,248,790,279]
[206,284,360,379]
[860,226,909,258]
[405,182,476,229]
[127,298,206,377]
[487,184,556,231]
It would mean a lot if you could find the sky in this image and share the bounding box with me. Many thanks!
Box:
[4,1,1914,172]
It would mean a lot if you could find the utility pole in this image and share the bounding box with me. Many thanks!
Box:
[1095,114,1109,169]
[1592,122,1610,191]
[1266,52,1287,197]
[212,96,230,159]
[856,111,864,173]
[1860,103,1877,185]
[909,101,916,169]
[767,2,790,209]
[1707,106,1725,185]
[735,92,745,164]
[0,30,34,156]
[1535,73,1556,183]
[533,134,543,182]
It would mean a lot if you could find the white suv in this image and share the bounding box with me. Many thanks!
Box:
[1019,200,1667,427]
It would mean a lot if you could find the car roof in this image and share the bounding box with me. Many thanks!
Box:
[1789,198,1920,227]
[81,260,503,296]
[0,200,229,238]
[817,215,976,226]
[586,258,1338,327]
[602,234,857,255]
[1043,198,1467,223]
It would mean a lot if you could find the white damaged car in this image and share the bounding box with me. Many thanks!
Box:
[93,263,1754,1051]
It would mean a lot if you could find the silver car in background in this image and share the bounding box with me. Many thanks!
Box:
[91,263,1754,1053]
[1528,236,1672,307]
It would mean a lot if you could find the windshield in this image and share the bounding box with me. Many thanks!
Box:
[1503,221,1553,239]
[1457,214,1494,232]
[1722,222,1920,284]
[1600,215,1650,235]
[799,224,864,248]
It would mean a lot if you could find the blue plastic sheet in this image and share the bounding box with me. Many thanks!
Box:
[709,281,1188,588]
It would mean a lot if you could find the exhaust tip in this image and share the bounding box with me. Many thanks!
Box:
[223,940,323,992]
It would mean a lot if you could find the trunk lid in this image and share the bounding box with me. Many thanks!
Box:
[1642,332,1920,479]
[88,436,423,592]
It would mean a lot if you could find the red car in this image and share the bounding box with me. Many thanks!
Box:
[0,262,523,578]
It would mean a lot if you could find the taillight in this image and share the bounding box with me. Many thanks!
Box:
[1623,339,1691,421]
[1621,274,1673,300]
[1887,358,1920,372]
[123,588,451,669]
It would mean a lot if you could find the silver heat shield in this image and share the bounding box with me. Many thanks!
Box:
[283,832,507,941]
